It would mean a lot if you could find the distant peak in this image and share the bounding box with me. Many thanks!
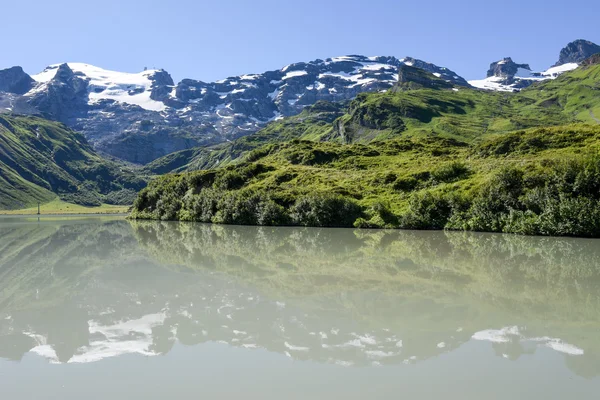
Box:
[486,58,531,78]
[554,39,600,67]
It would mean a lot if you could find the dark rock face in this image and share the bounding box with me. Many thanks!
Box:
[27,64,89,123]
[0,67,34,95]
[149,70,175,101]
[0,56,469,164]
[554,40,600,66]
[401,57,469,86]
[581,53,600,66]
[487,57,531,78]
[392,65,454,91]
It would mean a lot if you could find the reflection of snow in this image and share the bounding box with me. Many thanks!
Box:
[70,313,167,363]
[25,313,168,364]
[472,326,584,356]
[24,331,60,364]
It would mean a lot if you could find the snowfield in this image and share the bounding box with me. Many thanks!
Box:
[32,63,167,111]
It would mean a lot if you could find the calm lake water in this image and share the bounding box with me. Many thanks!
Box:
[0,216,599,399]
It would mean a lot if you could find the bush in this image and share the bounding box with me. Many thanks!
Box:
[214,171,246,190]
[290,194,364,227]
[431,161,470,183]
[401,191,454,229]
[356,202,399,228]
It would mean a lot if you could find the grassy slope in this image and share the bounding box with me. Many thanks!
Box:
[131,124,600,218]
[145,62,600,174]
[0,115,147,210]
[143,101,346,174]
[131,63,600,236]
[0,199,129,215]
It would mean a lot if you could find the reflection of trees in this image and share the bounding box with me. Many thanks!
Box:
[0,218,599,378]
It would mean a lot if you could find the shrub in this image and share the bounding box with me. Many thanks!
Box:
[356,201,400,228]
[401,191,454,230]
[214,171,246,190]
[290,194,364,227]
[431,161,470,183]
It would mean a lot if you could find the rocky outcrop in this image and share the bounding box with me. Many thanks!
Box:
[392,64,454,91]
[469,40,600,92]
[487,57,531,78]
[0,66,34,94]
[554,39,600,66]
[581,53,600,66]
[148,69,175,101]
[27,64,89,122]
[400,57,469,86]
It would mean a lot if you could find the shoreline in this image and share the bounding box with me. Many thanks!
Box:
[0,212,129,218]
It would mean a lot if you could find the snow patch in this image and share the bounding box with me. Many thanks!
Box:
[32,63,167,111]
[282,70,308,80]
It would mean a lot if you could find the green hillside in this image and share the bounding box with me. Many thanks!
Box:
[131,61,600,237]
[145,60,600,175]
[0,115,147,209]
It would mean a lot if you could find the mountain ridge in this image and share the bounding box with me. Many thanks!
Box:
[1,39,599,166]
[1,55,467,164]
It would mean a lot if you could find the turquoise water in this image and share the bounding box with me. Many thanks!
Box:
[1,217,599,399]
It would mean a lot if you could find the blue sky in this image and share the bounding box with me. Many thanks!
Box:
[2,0,599,82]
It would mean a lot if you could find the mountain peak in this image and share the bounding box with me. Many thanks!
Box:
[554,39,600,67]
[0,66,34,95]
[486,57,531,78]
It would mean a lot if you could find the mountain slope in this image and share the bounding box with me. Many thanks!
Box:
[0,56,468,164]
[131,62,600,237]
[145,59,600,174]
[0,115,146,209]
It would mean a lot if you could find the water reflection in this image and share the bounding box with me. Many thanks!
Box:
[0,218,599,378]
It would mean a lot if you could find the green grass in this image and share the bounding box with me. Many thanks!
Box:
[0,198,130,215]
[130,123,600,236]
[131,62,600,236]
[0,114,147,210]
[145,62,600,175]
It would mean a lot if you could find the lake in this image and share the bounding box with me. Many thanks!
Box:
[0,216,599,399]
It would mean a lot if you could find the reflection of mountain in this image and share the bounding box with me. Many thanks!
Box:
[0,218,599,377]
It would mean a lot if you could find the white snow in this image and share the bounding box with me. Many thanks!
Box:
[542,62,578,77]
[240,74,259,80]
[268,88,281,101]
[31,63,167,111]
[469,76,519,92]
[282,70,308,80]
[469,62,580,92]
[360,63,394,71]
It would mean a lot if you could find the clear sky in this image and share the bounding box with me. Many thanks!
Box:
[2,0,599,82]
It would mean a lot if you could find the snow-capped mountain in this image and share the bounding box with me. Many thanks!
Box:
[469,39,598,92]
[469,57,578,92]
[1,39,598,163]
[0,56,468,163]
